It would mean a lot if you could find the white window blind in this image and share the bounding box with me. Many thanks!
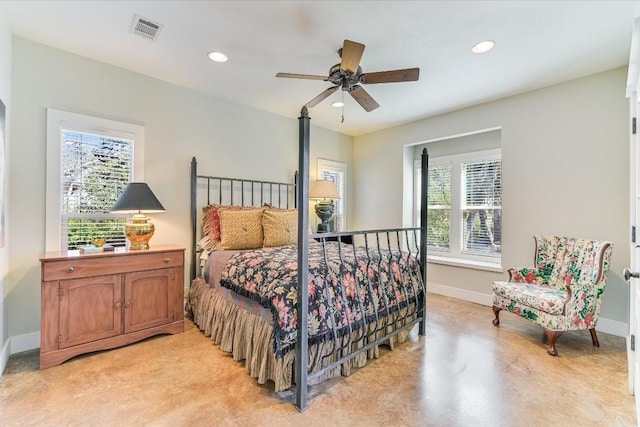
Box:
[318,159,347,232]
[61,130,133,249]
[414,149,501,265]
[461,159,502,255]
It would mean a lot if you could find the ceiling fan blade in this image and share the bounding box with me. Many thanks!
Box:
[361,68,420,84]
[340,40,365,74]
[275,72,328,81]
[349,85,380,112]
[305,86,339,108]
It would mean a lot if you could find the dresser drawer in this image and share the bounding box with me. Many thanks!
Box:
[42,250,184,281]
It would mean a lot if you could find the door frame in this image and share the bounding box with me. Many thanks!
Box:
[625,15,640,420]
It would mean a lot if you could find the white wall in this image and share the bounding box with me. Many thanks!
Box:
[6,37,352,348]
[0,12,11,372]
[353,67,630,331]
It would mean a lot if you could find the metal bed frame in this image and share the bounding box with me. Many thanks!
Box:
[189,160,297,280]
[189,106,428,412]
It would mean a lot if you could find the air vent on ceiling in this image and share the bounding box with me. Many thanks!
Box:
[130,15,163,41]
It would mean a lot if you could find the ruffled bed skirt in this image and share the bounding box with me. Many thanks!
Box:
[186,277,418,392]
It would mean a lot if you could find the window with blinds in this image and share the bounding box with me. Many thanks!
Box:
[414,149,501,264]
[318,159,347,231]
[426,164,451,250]
[61,130,133,249]
[461,159,501,256]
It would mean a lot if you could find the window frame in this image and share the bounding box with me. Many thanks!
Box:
[317,158,347,232]
[415,148,502,268]
[45,109,145,251]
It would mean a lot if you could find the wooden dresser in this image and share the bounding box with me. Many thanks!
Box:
[39,245,185,369]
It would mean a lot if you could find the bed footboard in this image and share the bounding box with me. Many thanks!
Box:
[294,107,428,411]
[305,229,425,385]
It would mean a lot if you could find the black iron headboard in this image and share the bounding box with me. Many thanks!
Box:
[189,156,298,280]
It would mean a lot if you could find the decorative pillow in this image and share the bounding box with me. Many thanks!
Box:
[262,209,298,247]
[263,203,288,210]
[202,204,260,250]
[218,208,264,250]
[200,205,220,250]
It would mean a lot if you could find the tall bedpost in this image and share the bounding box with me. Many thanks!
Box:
[294,171,299,209]
[419,148,429,336]
[295,106,310,412]
[190,156,198,282]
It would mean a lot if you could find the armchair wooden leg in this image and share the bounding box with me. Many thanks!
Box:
[589,328,600,348]
[492,306,501,326]
[543,328,563,356]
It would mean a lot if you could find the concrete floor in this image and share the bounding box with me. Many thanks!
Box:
[0,294,636,426]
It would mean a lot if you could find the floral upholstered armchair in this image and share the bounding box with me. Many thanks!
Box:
[491,235,613,356]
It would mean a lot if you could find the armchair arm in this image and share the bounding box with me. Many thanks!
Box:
[508,267,547,284]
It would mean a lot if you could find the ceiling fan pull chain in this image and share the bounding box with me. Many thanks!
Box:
[341,90,345,123]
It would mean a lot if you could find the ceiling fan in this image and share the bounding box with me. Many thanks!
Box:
[276,39,420,112]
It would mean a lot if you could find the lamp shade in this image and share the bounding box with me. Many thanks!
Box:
[111,182,165,213]
[309,180,340,200]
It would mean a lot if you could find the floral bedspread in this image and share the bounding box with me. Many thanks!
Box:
[219,241,424,358]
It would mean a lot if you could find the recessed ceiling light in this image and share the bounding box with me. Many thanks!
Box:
[207,51,228,63]
[471,40,495,54]
[332,101,344,108]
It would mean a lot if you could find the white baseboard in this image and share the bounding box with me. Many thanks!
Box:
[10,331,39,355]
[427,282,627,337]
[428,282,493,306]
[0,339,9,375]
[0,332,39,377]
[596,318,628,338]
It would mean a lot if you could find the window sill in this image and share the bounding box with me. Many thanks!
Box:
[427,255,503,273]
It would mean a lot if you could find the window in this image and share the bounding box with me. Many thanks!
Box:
[426,163,451,251]
[461,158,502,255]
[46,109,145,251]
[317,158,347,231]
[415,149,501,265]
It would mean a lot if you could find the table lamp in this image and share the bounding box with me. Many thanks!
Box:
[309,179,340,232]
[111,182,165,250]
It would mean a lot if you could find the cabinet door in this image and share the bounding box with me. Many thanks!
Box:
[59,274,122,348]
[124,267,174,333]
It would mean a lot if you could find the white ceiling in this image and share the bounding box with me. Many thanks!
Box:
[1,1,640,136]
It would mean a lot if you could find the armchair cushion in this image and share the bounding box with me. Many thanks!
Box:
[492,281,566,315]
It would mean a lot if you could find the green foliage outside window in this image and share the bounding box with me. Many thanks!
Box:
[423,156,501,257]
[66,218,126,250]
[62,131,132,249]
[427,165,451,250]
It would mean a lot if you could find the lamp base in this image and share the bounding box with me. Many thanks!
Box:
[125,214,155,250]
[315,201,334,233]
[316,222,332,233]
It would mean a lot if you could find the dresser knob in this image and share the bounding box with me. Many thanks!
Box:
[66,266,75,273]
[125,301,131,308]
[164,258,170,264]
[114,301,121,309]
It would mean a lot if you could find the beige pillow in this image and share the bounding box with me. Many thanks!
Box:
[262,209,298,247]
[218,208,264,250]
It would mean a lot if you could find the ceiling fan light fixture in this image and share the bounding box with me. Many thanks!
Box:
[332,101,344,108]
[207,51,228,63]
[471,40,495,54]
[276,39,419,114]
